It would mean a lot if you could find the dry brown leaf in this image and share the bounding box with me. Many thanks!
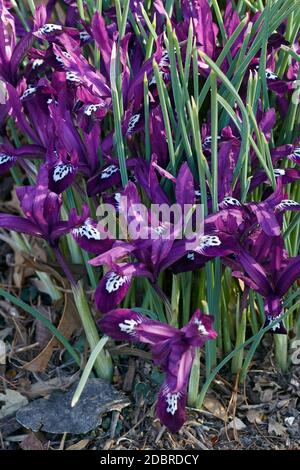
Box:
[23,294,80,372]
[66,439,90,450]
[12,250,34,288]
[22,252,66,286]
[268,419,287,436]
[260,389,273,402]
[0,389,28,418]
[203,396,227,421]
[227,417,247,431]
[123,358,136,392]
[20,432,46,450]
[109,345,151,360]
[12,250,24,288]
[246,408,264,424]
[30,240,48,263]
[34,306,53,348]
[21,375,79,399]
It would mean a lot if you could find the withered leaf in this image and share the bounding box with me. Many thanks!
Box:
[23,294,80,372]
[20,432,46,450]
[203,396,227,421]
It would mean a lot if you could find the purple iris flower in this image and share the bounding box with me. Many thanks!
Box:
[148,105,168,166]
[91,13,113,81]
[87,181,191,312]
[76,87,110,134]
[51,41,111,98]
[91,11,130,99]
[87,178,237,312]
[272,142,300,166]
[170,217,239,275]
[219,181,300,237]
[71,217,114,255]
[99,308,217,433]
[232,247,300,333]
[171,181,300,275]
[181,0,216,60]
[215,190,300,332]
[223,2,248,59]
[248,167,300,194]
[46,147,78,194]
[0,139,43,175]
[101,106,144,157]
[6,77,74,156]
[0,165,87,246]
[0,0,33,85]
[86,158,137,196]
[218,185,300,242]
[47,93,89,165]
[134,154,175,205]
[201,107,276,202]
[126,38,171,108]
[6,82,43,145]
[33,3,80,43]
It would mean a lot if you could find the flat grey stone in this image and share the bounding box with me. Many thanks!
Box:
[16,378,130,434]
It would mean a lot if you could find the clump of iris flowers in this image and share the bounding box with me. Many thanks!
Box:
[0,0,300,433]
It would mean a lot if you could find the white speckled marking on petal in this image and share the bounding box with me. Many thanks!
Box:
[203,135,221,148]
[265,70,279,81]
[105,272,129,293]
[84,103,104,116]
[52,164,74,182]
[274,169,286,177]
[100,165,119,179]
[73,220,101,240]
[276,199,300,211]
[194,319,209,335]
[32,59,44,69]
[159,50,170,68]
[66,71,81,83]
[291,147,300,161]
[118,318,141,336]
[198,235,221,254]
[127,113,140,135]
[39,24,63,34]
[222,196,242,207]
[79,31,91,41]
[0,153,15,165]
[165,392,182,415]
[267,313,283,332]
[20,85,36,100]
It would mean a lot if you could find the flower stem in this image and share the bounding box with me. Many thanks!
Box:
[53,245,77,287]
